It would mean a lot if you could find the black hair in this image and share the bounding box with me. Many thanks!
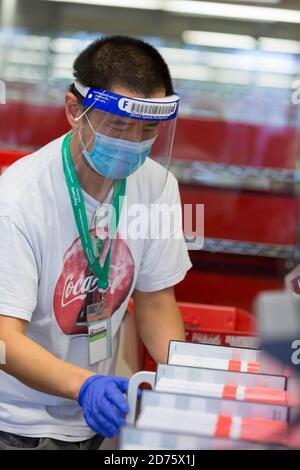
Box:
[69,35,174,100]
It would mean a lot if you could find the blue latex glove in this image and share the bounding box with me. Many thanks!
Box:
[78,375,129,438]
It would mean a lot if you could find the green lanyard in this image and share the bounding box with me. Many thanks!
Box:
[62,132,126,290]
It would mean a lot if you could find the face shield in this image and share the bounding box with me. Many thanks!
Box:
[72,80,180,199]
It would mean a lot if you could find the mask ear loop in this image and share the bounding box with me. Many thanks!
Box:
[78,128,88,153]
[85,113,97,134]
[75,104,97,153]
[73,87,105,149]
[78,112,98,155]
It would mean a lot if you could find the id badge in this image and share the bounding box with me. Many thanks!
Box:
[88,317,112,365]
[87,301,112,365]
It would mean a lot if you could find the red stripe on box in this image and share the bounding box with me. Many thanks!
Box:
[228,360,242,372]
[223,385,238,400]
[240,418,288,444]
[244,387,287,405]
[247,362,260,373]
[215,416,232,438]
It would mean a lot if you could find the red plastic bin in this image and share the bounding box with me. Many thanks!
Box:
[127,300,257,372]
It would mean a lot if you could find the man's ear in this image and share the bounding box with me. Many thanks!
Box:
[65,92,82,130]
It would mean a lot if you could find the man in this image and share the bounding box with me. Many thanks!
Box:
[0,36,191,450]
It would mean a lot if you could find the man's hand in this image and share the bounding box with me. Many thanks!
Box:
[78,375,129,438]
[133,286,185,364]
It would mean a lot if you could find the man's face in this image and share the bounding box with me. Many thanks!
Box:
[80,86,165,151]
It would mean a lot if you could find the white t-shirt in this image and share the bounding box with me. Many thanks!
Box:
[0,134,191,441]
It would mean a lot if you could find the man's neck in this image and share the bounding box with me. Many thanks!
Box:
[70,132,113,203]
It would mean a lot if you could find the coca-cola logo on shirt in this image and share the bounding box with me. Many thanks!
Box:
[53,230,135,335]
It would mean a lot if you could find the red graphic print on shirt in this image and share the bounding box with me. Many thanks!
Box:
[53,230,134,335]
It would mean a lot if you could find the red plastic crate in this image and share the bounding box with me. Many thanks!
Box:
[127,300,256,371]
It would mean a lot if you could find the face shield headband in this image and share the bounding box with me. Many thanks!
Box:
[73,79,180,122]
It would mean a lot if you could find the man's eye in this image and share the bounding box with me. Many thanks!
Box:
[144,129,158,135]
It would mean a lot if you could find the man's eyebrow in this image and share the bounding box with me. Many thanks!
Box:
[110,119,132,126]
[110,119,159,127]
[143,122,159,127]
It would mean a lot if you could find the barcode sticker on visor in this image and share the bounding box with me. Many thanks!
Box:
[81,85,179,121]
[119,98,177,118]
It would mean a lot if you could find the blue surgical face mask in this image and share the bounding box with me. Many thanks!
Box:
[80,125,156,180]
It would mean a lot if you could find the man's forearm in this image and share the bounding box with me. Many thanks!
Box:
[134,288,186,364]
[137,306,185,364]
[0,332,95,400]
